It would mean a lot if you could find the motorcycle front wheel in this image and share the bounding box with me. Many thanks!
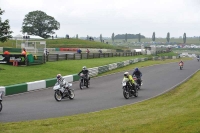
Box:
[54,90,62,102]
[0,102,2,112]
[68,89,75,100]
[134,87,138,97]
[123,87,129,99]
[79,80,84,89]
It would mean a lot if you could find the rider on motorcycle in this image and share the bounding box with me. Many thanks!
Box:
[78,66,90,81]
[132,68,142,86]
[197,55,199,59]
[179,60,184,66]
[124,72,135,90]
[56,74,67,89]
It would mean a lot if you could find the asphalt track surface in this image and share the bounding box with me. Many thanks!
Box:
[1,59,199,122]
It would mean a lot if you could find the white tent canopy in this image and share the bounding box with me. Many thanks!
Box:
[13,35,44,40]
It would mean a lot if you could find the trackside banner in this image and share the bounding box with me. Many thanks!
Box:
[0,54,26,65]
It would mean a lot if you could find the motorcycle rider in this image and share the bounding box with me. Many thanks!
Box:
[78,66,90,82]
[56,74,67,89]
[132,68,142,86]
[197,55,199,61]
[124,72,135,91]
[179,60,184,66]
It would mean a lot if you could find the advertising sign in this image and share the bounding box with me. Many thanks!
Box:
[0,54,26,65]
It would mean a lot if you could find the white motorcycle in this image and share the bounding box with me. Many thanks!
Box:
[53,82,75,102]
[122,78,138,99]
[0,91,3,112]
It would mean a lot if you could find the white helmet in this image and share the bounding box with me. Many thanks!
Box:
[82,66,87,70]
[124,72,129,77]
[56,74,62,80]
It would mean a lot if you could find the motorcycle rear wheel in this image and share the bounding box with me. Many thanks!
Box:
[68,89,75,100]
[123,87,129,99]
[86,80,90,88]
[54,90,62,102]
[0,102,2,112]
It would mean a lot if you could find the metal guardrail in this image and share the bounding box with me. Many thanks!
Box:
[46,52,143,62]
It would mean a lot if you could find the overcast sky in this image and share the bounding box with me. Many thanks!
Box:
[0,0,200,38]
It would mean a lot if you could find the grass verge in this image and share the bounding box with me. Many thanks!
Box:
[0,55,190,86]
[0,58,199,133]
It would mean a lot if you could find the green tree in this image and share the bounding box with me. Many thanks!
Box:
[0,8,12,42]
[152,32,155,42]
[166,32,170,43]
[22,10,60,39]
[100,34,102,42]
[112,33,114,43]
[138,33,141,42]
[183,33,186,44]
[125,33,127,42]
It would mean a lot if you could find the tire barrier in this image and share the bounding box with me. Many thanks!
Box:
[1,56,178,96]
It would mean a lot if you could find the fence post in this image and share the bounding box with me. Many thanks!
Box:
[74,54,75,60]
[65,54,68,60]
[93,53,94,59]
[46,55,49,61]
[57,54,59,61]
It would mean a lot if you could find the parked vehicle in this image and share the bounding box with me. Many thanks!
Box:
[0,91,3,112]
[122,78,138,99]
[79,73,90,89]
[53,82,75,102]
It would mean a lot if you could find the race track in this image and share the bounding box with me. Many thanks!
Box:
[0,59,199,122]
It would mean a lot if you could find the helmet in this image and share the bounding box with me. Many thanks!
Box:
[56,74,62,80]
[124,72,129,77]
[82,66,87,70]
[135,68,139,71]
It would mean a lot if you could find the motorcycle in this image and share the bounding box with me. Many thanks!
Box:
[79,73,90,89]
[122,78,138,99]
[133,76,142,89]
[53,82,75,102]
[0,91,3,112]
[197,58,199,62]
[179,63,183,70]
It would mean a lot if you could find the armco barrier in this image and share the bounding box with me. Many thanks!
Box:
[0,86,5,93]
[3,56,176,96]
[46,78,57,88]
[5,83,27,95]
[27,80,46,91]
[73,74,79,81]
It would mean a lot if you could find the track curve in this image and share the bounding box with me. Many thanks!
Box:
[0,59,199,122]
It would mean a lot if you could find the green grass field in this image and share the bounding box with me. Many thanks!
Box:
[0,38,121,49]
[0,58,199,133]
[0,52,180,86]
